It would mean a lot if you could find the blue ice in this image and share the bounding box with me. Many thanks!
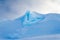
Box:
[0,11,60,40]
[23,11,45,25]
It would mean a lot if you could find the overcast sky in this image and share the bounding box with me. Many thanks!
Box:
[0,0,60,21]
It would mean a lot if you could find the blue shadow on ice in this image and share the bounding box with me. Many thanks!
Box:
[0,11,60,39]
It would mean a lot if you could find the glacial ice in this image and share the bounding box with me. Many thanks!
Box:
[23,11,45,25]
[0,11,60,40]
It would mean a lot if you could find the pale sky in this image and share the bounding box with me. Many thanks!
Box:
[28,0,60,14]
[0,0,60,20]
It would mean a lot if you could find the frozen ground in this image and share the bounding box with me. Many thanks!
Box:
[0,11,60,40]
[0,34,60,40]
[20,34,60,40]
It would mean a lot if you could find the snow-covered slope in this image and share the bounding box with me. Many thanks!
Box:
[0,11,60,40]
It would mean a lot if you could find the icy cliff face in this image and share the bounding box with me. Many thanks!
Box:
[23,11,45,25]
[21,11,60,38]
